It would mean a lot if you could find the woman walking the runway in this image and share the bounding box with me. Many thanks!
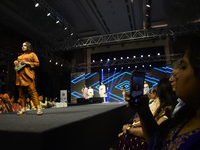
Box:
[14,41,42,115]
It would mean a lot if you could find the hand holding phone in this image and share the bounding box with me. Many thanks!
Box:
[129,71,145,106]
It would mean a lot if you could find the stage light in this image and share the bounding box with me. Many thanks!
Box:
[128,66,130,69]
[108,68,110,70]
[47,12,51,16]
[71,32,74,36]
[121,57,123,59]
[149,64,152,67]
[49,60,52,62]
[56,20,60,24]
[102,69,103,71]
[146,0,151,7]
[107,59,110,61]
[93,60,95,62]
[121,67,123,69]
[114,58,116,60]
[141,55,143,58]
[55,62,58,65]
[135,66,137,68]
[127,57,129,59]
[64,27,67,30]
[61,64,63,67]
[142,65,144,67]
[157,53,160,56]
[133,56,136,58]
[35,2,39,7]
[115,68,117,70]
[148,54,150,57]
[100,59,103,62]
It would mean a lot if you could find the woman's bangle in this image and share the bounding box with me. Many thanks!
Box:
[126,126,132,134]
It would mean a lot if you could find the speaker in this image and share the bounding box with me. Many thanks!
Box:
[92,97,103,103]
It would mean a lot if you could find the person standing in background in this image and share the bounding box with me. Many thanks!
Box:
[99,82,106,102]
[88,86,94,99]
[143,80,149,95]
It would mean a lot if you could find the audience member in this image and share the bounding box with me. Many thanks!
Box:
[116,78,177,150]
[39,96,47,109]
[169,59,185,118]
[127,35,200,150]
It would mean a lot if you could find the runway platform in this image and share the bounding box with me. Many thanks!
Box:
[0,102,135,150]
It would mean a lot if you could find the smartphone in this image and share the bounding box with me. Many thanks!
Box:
[129,71,145,106]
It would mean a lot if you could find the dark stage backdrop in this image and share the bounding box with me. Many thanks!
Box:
[70,66,172,102]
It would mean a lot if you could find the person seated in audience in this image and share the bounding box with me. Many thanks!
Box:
[52,98,57,108]
[0,95,3,113]
[127,35,200,150]
[169,59,185,118]
[39,95,47,109]
[1,94,15,113]
[47,97,55,108]
[26,98,32,111]
[12,97,21,112]
[116,77,177,150]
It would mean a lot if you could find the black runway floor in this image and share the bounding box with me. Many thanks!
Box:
[0,102,134,150]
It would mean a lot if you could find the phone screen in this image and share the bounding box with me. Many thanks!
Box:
[130,71,145,106]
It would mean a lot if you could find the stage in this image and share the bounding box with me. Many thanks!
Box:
[0,102,135,150]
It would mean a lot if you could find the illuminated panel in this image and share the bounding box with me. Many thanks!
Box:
[85,72,97,79]
[115,80,130,92]
[71,91,82,98]
[71,73,85,84]
[154,67,172,74]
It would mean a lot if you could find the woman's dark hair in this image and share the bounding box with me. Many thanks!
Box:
[23,41,34,52]
[154,77,177,118]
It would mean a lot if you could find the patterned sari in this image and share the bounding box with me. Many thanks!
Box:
[116,106,172,150]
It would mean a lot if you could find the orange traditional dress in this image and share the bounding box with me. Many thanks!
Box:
[16,52,40,108]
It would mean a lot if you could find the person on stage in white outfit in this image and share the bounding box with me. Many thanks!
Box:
[99,82,106,102]
[88,86,94,99]
[143,80,149,95]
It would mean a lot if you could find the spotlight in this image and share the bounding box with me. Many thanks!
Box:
[121,57,123,59]
[61,64,63,67]
[108,68,110,70]
[127,57,129,59]
[114,58,116,60]
[93,60,95,62]
[100,59,103,62]
[71,32,74,36]
[128,66,130,69]
[55,62,58,65]
[135,66,137,68]
[35,2,39,7]
[146,0,151,7]
[101,69,103,71]
[146,10,151,17]
[142,65,144,67]
[148,54,150,57]
[56,20,60,24]
[121,67,123,69]
[115,68,117,70]
[49,60,52,62]
[133,56,136,58]
[47,12,51,16]
[157,53,160,56]
[149,64,152,67]
[64,27,67,30]
[107,59,110,61]
[141,55,143,58]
